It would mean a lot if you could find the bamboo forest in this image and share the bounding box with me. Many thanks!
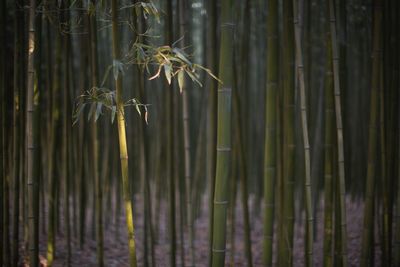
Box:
[1,0,400,266]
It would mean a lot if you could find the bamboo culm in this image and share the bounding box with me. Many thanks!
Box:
[211,0,234,265]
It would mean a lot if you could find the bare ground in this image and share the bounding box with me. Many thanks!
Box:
[19,195,381,266]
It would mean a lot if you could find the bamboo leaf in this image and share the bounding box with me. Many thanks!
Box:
[144,107,148,124]
[113,59,124,80]
[111,106,116,124]
[95,102,102,122]
[88,102,96,121]
[164,64,172,84]
[186,70,202,87]
[194,64,222,84]
[101,65,113,87]
[172,47,191,66]
[149,65,162,80]
[73,103,86,125]
[178,70,184,93]
[134,99,141,116]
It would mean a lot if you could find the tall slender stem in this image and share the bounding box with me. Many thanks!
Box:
[111,1,138,266]
[262,0,278,265]
[328,0,348,265]
[211,0,233,266]
[27,0,39,265]
[293,0,313,265]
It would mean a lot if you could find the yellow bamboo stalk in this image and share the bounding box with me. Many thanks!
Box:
[111,0,138,266]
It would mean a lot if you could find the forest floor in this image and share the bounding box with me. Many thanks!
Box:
[19,194,381,266]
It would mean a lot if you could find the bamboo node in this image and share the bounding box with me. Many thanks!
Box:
[212,248,226,253]
[214,200,228,205]
[216,147,231,152]
[221,22,235,28]
[218,87,231,93]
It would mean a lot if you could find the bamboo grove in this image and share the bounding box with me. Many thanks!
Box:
[0,0,400,266]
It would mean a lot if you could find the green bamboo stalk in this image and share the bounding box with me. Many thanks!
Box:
[27,0,39,265]
[280,0,296,265]
[12,1,23,264]
[46,12,61,266]
[383,2,398,263]
[323,10,334,266]
[395,5,400,263]
[328,0,348,265]
[79,131,86,247]
[333,150,342,267]
[191,97,207,222]
[34,10,42,263]
[62,3,72,264]
[211,0,233,265]
[89,7,104,266]
[111,1,138,266]
[360,0,381,265]
[262,0,278,265]
[0,0,6,264]
[395,99,400,266]
[276,83,284,267]
[232,83,252,267]
[3,99,11,266]
[0,0,4,263]
[177,0,195,265]
[164,1,176,266]
[77,0,88,249]
[134,7,155,266]
[293,0,313,265]
[379,65,390,267]
[206,0,217,263]
[228,159,237,267]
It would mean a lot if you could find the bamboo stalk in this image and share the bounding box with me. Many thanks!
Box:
[211,0,233,265]
[206,0,218,264]
[46,11,61,266]
[165,1,176,266]
[360,0,381,265]
[61,4,71,264]
[280,0,296,265]
[379,65,390,267]
[395,4,400,263]
[328,0,348,265]
[228,159,237,267]
[262,0,278,265]
[232,81,253,267]
[323,8,334,266]
[27,0,39,265]
[178,0,195,265]
[111,0,138,266]
[12,1,23,264]
[89,7,104,266]
[395,95,400,265]
[0,0,4,263]
[293,0,313,265]
[0,0,7,265]
[134,7,155,266]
